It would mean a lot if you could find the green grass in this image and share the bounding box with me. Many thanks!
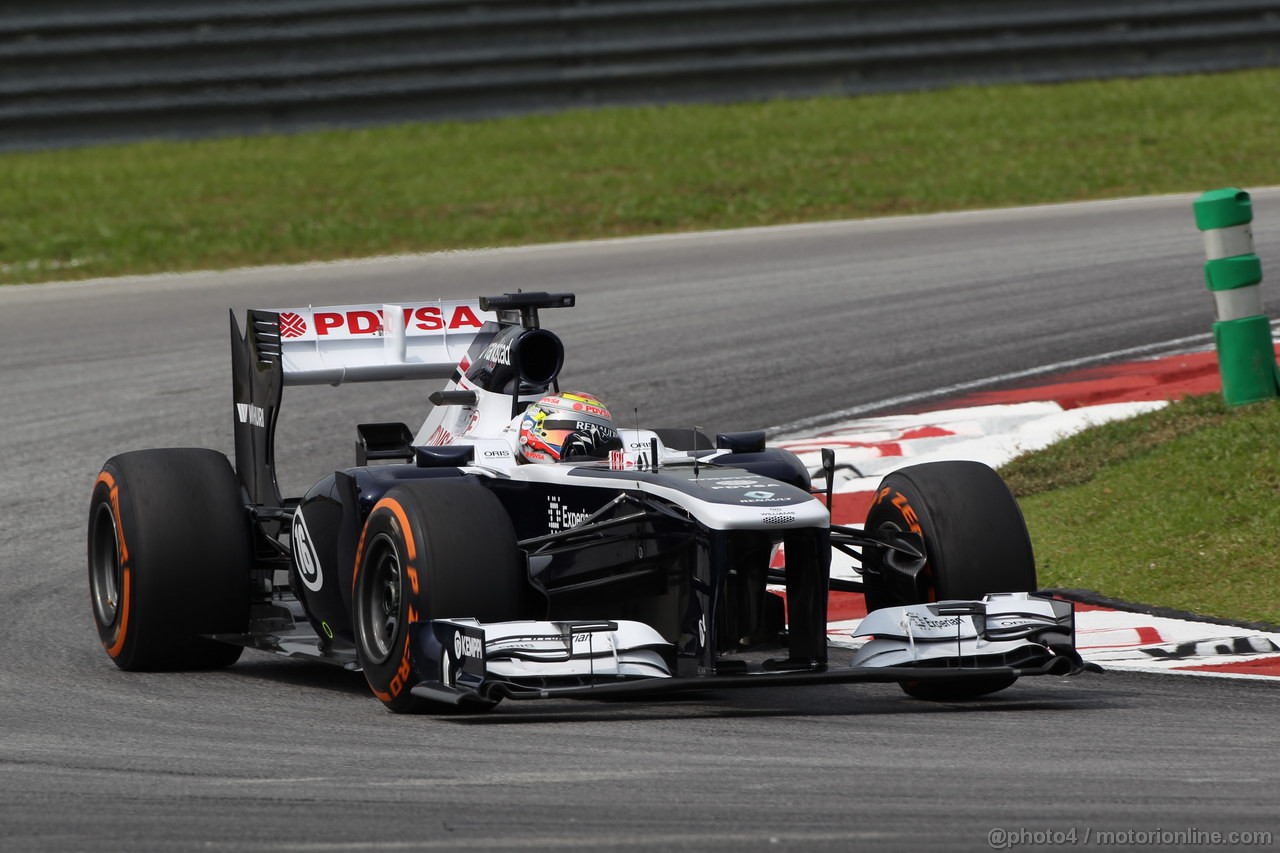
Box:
[6,68,1279,624]
[5,67,1280,284]
[1002,395,1280,624]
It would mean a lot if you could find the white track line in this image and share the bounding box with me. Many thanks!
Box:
[767,320,1280,437]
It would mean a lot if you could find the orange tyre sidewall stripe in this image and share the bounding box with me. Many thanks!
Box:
[354,497,423,702]
[353,497,417,597]
[95,471,132,659]
[376,498,417,561]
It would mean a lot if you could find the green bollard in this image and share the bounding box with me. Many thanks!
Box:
[1192,188,1279,406]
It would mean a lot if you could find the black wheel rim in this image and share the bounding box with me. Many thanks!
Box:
[357,533,402,665]
[89,501,122,628]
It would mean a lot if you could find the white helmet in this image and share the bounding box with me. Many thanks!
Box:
[517,392,622,463]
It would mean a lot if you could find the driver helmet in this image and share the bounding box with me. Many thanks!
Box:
[518,392,622,463]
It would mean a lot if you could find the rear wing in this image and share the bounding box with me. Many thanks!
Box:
[230,300,497,507]
[261,301,496,386]
[230,294,573,508]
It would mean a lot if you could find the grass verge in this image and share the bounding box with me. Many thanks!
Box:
[1001,395,1280,624]
[5,68,1280,284]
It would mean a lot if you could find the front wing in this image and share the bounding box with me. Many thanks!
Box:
[409,593,1095,705]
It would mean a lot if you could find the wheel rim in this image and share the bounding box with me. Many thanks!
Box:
[357,533,402,665]
[89,501,123,628]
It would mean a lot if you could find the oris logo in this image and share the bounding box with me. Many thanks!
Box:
[482,449,512,458]
[453,631,483,659]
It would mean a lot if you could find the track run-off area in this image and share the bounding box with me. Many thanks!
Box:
[2,192,1278,851]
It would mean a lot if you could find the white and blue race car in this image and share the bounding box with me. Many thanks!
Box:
[88,292,1092,713]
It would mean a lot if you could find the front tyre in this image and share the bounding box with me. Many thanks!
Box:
[87,449,252,670]
[862,461,1036,701]
[353,478,529,713]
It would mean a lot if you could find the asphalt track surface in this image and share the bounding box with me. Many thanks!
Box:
[3,193,1279,851]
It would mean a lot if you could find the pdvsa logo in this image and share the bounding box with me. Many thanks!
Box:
[278,305,488,339]
[279,312,308,338]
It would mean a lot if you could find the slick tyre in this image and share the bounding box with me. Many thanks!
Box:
[353,478,529,713]
[87,449,252,671]
[862,461,1035,701]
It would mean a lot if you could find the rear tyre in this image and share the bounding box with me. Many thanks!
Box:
[87,449,252,671]
[353,478,530,713]
[862,461,1035,701]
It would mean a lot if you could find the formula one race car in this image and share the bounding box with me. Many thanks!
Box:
[88,292,1091,712]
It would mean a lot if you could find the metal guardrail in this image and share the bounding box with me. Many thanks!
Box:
[3,0,1280,150]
